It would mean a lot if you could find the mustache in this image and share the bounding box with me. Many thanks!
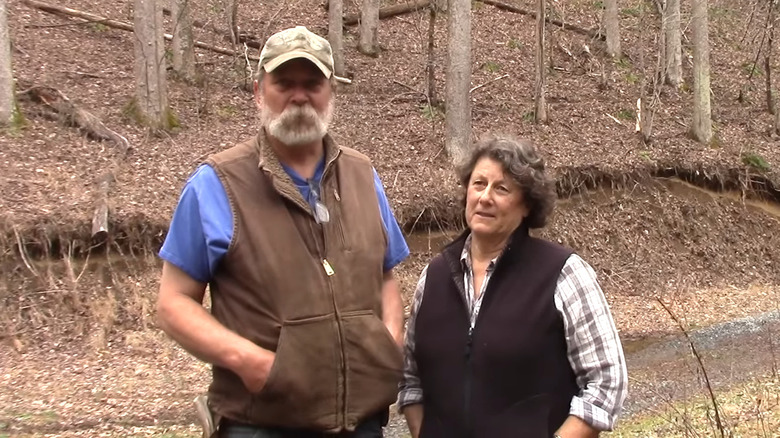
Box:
[276,105,319,126]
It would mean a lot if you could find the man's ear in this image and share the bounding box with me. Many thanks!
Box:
[253,80,263,110]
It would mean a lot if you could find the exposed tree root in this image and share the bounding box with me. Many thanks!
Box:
[17,85,130,154]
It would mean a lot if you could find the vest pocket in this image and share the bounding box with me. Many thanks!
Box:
[340,310,403,427]
[331,212,351,251]
[249,314,340,430]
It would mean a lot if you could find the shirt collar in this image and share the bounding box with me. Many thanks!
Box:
[460,233,501,272]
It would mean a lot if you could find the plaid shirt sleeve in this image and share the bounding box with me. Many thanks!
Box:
[555,254,629,431]
[397,264,428,410]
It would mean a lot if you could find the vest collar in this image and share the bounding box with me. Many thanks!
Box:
[443,223,531,274]
[255,129,342,215]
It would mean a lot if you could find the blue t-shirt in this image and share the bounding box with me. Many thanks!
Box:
[159,161,410,283]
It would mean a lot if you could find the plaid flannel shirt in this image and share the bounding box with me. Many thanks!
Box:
[397,236,628,431]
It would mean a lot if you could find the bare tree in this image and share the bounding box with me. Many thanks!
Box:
[764,0,777,115]
[426,4,439,106]
[690,0,712,143]
[738,0,774,103]
[328,0,345,76]
[534,0,547,123]
[604,0,621,58]
[637,5,663,143]
[133,0,171,130]
[446,0,471,163]
[225,0,239,47]
[0,0,16,127]
[171,0,196,82]
[664,0,682,87]
[775,85,780,135]
[359,0,379,56]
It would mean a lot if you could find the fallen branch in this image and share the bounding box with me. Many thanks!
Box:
[17,85,131,155]
[24,0,355,84]
[479,0,604,40]
[470,73,509,93]
[604,112,624,126]
[344,0,430,26]
[393,80,421,94]
[23,0,258,61]
[162,7,262,49]
[91,171,114,244]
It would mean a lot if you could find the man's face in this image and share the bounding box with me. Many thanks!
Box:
[256,59,333,147]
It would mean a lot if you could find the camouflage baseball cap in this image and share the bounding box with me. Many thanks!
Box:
[259,26,334,78]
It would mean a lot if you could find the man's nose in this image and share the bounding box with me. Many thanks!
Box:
[289,86,308,104]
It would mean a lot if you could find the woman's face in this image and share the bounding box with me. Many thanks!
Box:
[465,157,529,241]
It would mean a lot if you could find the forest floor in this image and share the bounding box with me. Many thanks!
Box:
[2,0,780,436]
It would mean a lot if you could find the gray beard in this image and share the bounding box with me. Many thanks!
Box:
[262,102,333,147]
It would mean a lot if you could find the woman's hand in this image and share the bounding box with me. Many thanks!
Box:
[555,415,599,438]
[402,404,424,438]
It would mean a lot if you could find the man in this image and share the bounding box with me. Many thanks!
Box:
[156,26,410,437]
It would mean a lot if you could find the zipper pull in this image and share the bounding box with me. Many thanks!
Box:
[334,189,340,201]
[322,259,335,276]
[465,326,473,358]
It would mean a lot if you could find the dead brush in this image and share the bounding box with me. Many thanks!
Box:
[656,293,730,437]
[0,230,160,346]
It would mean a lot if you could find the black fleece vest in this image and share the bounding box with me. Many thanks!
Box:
[414,226,578,438]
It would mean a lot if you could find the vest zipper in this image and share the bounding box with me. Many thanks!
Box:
[464,325,474,436]
[319,170,348,430]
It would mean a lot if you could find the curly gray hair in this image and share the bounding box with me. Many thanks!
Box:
[456,135,556,229]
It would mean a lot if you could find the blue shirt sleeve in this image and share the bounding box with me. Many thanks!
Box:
[373,168,410,271]
[159,165,233,283]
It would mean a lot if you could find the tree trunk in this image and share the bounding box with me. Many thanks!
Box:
[664,0,682,87]
[426,5,438,106]
[133,0,170,130]
[0,0,16,127]
[534,0,547,123]
[446,0,471,163]
[765,0,776,115]
[225,0,239,47]
[775,88,780,135]
[690,0,712,143]
[171,0,196,82]
[358,0,380,56]
[637,6,658,143]
[328,0,345,76]
[766,54,774,115]
[604,0,620,58]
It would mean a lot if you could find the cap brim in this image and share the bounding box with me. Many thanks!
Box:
[263,51,332,78]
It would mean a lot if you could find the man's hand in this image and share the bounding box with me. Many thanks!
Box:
[234,344,276,393]
[157,261,278,391]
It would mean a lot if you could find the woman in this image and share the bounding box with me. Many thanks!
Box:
[398,135,627,438]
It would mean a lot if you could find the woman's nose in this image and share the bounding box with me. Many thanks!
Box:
[477,187,493,203]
